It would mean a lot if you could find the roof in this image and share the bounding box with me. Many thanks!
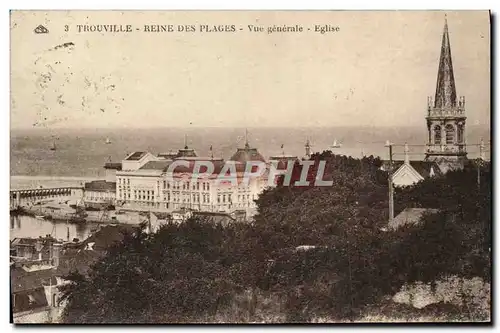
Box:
[80,224,136,252]
[11,236,58,251]
[269,155,298,160]
[192,211,235,225]
[389,208,440,230]
[11,266,57,293]
[56,249,103,276]
[84,180,116,192]
[125,151,147,161]
[12,287,48,313]
[176,147,198,158]
[104,162,122,170]
[381,160,443,179]
[157,152,177,159]
[139,160,171,171]
[409,161,444,178]
[11,238,39,247]
[168,159,248,175]
[229,145,266,163]
[434,18,457,109]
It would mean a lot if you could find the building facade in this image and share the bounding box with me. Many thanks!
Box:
[83,180,116,209]
[113,140,273,219]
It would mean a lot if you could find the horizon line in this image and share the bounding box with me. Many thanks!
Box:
[10,124,492,131]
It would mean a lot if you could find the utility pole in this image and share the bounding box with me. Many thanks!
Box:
[385,141,394,224]
[477,138,485,190]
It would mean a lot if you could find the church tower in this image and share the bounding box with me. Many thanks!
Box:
[425,17,467,172]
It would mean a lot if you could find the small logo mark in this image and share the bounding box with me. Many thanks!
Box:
[34,25,49,34]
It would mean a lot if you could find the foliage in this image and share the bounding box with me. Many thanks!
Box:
[60,154,491,323]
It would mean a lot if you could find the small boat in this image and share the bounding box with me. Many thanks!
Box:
[331,139,342,148]
[105,137,112,144]
[35,215,45,220]
[50,142,57,151]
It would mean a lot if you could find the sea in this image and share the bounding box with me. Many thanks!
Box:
[11,126,490,182]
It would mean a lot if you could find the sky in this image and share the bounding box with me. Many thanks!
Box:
[10,10,490,129]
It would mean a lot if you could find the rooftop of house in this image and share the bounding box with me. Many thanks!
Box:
[176,146,198,158]
[11,265,57,294]
[56,248,103,276]
[55,225,138,275]
[11,236,59,248]
[79,224,137,252]
[381,160,444,178]
[84,180,116,192]
[269,154,298,160]
[124,151,147,161]
[104,162,122,170]
[389,208,440,230]
[12,287,49,314]
[139,160,172,171]
[157,152,177,159]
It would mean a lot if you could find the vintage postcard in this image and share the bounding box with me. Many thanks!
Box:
[10,10,491,324]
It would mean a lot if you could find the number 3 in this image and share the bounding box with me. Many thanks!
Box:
[64,25,69,32]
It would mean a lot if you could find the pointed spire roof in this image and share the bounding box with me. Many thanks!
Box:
[434,16,457,109]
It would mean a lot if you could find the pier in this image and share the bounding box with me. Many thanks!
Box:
[10,187,84,211]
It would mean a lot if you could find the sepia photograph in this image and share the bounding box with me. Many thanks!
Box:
[9,10,491,324]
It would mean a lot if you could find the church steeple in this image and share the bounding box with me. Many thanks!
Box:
[425,15,467,171]
[434,16,457,109]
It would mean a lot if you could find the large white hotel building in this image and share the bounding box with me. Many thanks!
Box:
[101,138,301,218]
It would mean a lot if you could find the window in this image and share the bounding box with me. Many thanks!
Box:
[445,124,455,144]
[457,124,464,143]
[434,125,441,144]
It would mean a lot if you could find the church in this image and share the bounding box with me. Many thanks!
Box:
[385,17,487,188]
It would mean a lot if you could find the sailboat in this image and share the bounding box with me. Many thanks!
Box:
[331,139,342,148]
[105,137,112,144]
[50,141,57,151]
